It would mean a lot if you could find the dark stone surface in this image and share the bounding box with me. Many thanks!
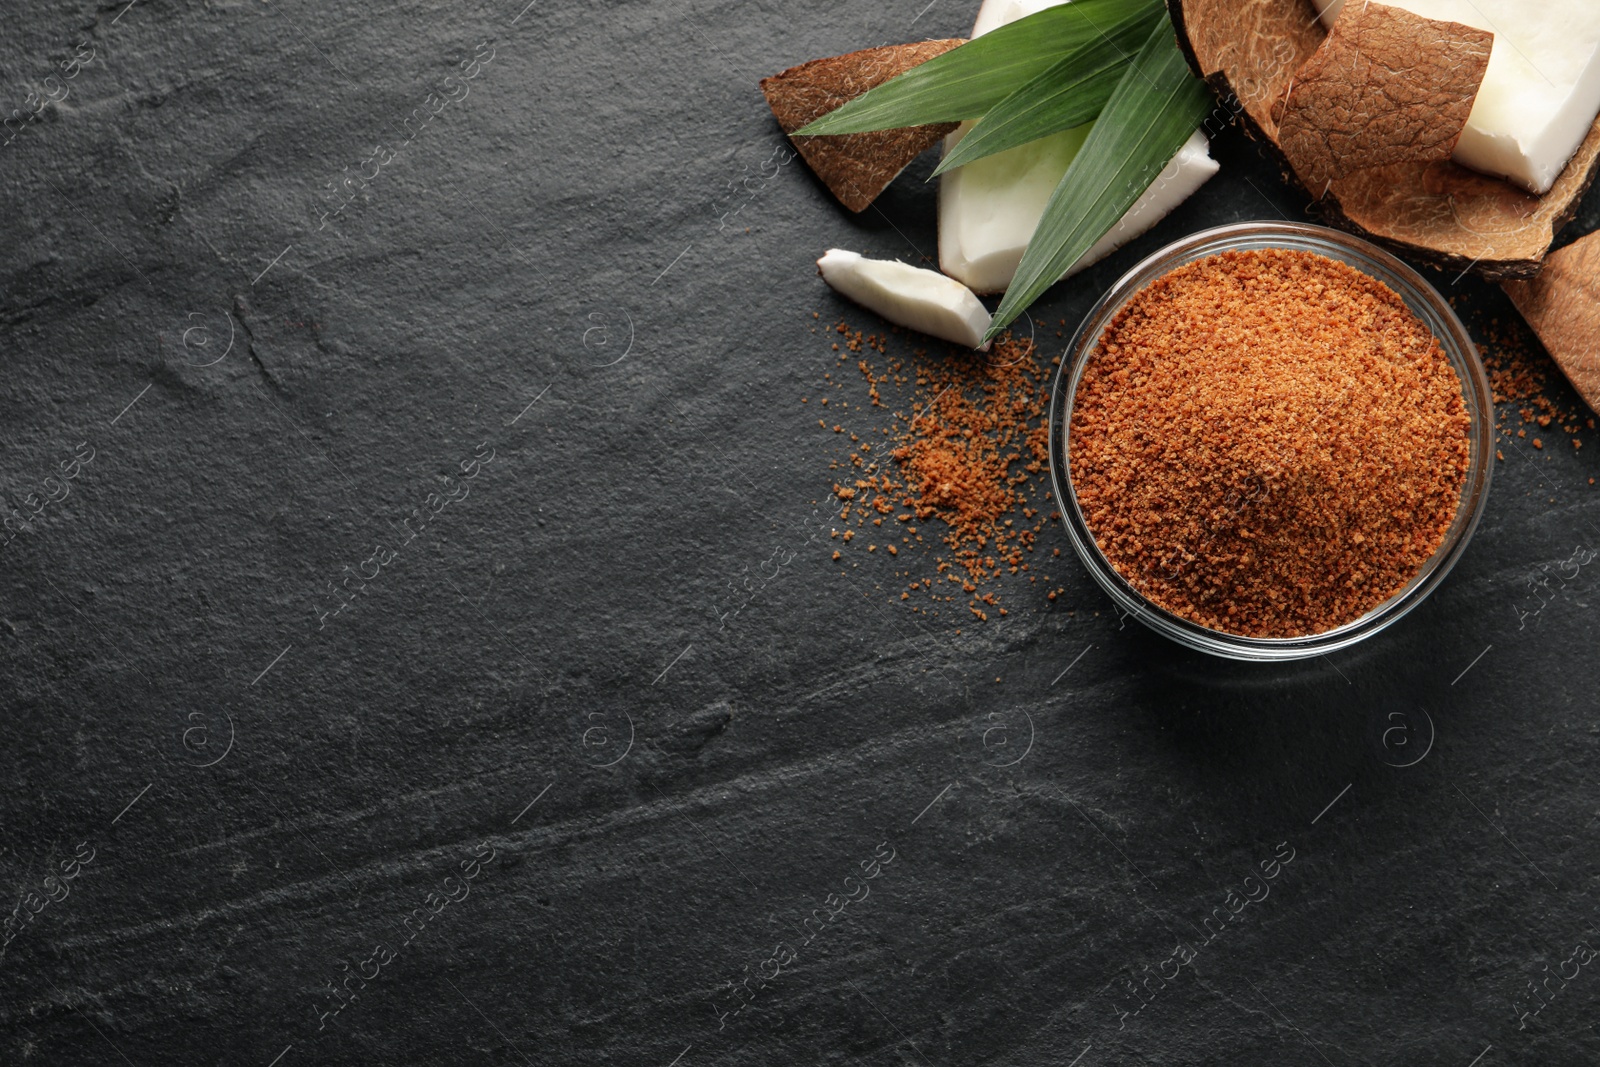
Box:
[2,2,1599,1065]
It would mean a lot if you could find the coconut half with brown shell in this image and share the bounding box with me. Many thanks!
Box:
[1168,0,1600,280]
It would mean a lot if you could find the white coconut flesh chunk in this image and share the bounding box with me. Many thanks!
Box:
[940,127,1218,293]
[1314,0,1600,195]
[937,0,1220,295]
[817,249,993,351]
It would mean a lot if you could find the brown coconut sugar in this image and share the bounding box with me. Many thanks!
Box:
[1471,311,1594,456]
[1069,248,1472,638]
[813,319,1066,620]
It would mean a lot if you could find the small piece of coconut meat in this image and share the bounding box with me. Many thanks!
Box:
[816,249,993,351]
[1313,0,1600,194]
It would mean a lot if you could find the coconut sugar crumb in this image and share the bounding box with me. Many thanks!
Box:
[1070,248,1471,639]
[817,321,1066,620]
[1467,309,1596,457]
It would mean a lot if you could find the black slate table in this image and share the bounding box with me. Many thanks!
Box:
[4,2,1599,1065]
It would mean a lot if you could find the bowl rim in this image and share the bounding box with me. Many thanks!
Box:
[1046,220,1495,662]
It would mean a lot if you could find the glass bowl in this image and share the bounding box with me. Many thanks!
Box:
[1047,221,1494,661]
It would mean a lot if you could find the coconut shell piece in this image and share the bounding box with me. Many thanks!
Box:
[1503,231,1600,415]
[761,40,963,213]
[1169,0,1600,279]
[1276,3,1490,187]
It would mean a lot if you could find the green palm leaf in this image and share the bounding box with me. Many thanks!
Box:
[985,14,1211,341]
[793,0,1162,135]
[931,8,1150,177]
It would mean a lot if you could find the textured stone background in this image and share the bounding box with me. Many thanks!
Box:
[2,1,1599,1065]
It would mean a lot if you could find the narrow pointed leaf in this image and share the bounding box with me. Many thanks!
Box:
[985,15,1211,341]
[931,12,1148,178]
[793,0,1161,136]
